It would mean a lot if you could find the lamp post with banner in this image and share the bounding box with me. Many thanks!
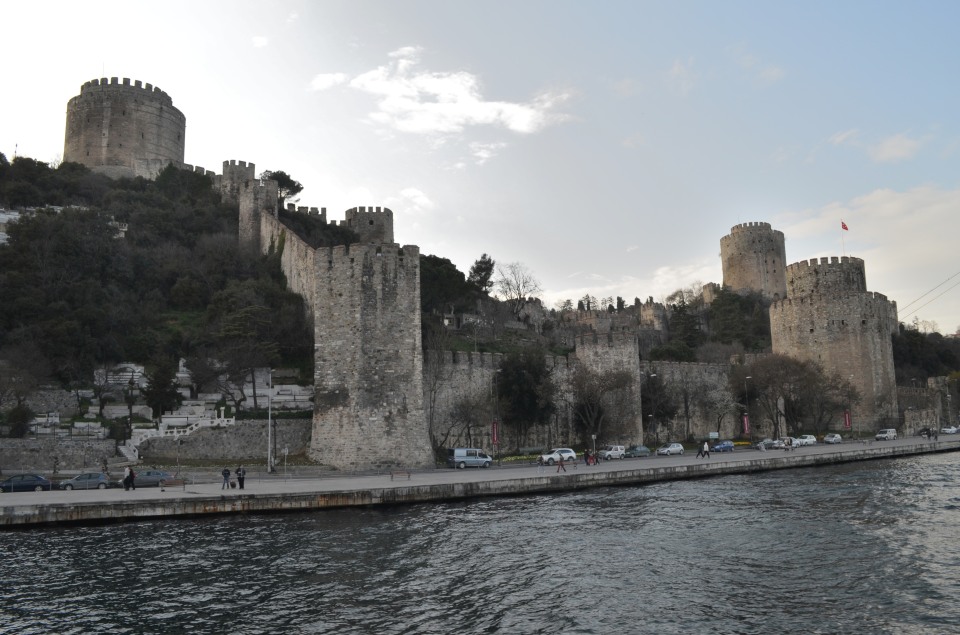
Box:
[743,376,752,438]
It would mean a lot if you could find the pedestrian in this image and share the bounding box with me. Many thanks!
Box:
[557,454,566,473]
[221,466,231,490]
[696,444,704,459]
[236,465,246,490]
[584,449,591,466]
[123,466,131,491]
[703,441,710,459]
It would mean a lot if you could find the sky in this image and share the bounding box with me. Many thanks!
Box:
[3,0,960,333]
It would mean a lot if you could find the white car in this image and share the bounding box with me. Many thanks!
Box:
[875,429,898,441]
[940,426,958,434]
[796,435,817,446]
[538,448,577,466]
[656,443,684,456]
[823,433,842,444]
[598,445,625,460]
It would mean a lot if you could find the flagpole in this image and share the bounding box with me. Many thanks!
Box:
[841,220,847,256]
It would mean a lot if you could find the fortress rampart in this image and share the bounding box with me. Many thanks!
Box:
[344,207,394,244]
[64,77,186,179]
[785,256,867,297]
[720,222,787,300]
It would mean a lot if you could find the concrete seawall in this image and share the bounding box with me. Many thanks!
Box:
[2,439,957,528]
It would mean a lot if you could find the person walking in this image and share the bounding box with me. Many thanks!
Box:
[557,455,567,473]
[236,465,246,490]
[221,467,231,490]
[695,444,705,459]
[702,441,710,459]
[123,466,131,491]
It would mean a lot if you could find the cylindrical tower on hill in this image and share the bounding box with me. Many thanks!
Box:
[63,77,186,179]
[720,222,787,300]
[770,257,899,428]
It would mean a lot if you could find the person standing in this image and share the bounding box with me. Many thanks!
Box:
[221,467,231,490]
[236,465,246,490]
[702,441,710,459]
[557,454,566,473]
[129,467,136,490]
[123,466,132,491]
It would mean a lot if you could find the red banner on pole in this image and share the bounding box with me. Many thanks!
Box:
[743,413,750,435]
[492,420,499,445]
[843,410,851,430]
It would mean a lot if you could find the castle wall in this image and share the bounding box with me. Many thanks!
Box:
[640,360,736,441]
[64,78,186,179]
[720,222,787,300]
[574,332,643,444]
[311,243,433,469]
[770,291,900,426]
[260,212,317,324]
[220,160,257,206]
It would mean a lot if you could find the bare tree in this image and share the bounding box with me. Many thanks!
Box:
[569,364,634,442]
[495,262,542,318]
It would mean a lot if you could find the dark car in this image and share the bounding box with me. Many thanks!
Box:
[115,469,173,489]
[625,444,651,458]
[712,440,735,453]
[0,473,52,492]
[60,472,116,490]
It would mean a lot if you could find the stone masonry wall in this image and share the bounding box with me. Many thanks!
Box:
[311,243,433,470]
[260,212,317,324]
[139,419,311,463]
[574,332,643,445]
[1,439,117,472]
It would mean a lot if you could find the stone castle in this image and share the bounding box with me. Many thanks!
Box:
[60,78,904,465]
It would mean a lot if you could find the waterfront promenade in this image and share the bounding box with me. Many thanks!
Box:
[2,437,957,528]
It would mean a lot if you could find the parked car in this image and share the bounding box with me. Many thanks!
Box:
[797,435,817,446]
[823,433,843,444]
[538,448,577,466]
[114,469,175,488]
[446,448,493,469]
[940,426,958,435]
[756,438,783,450]
[624,444,651,458]
[60,472,115,490]
[875,429,898,441]
[918,427,932,438]
[598,445,625,460]
[711,440,735,453]
[656,443,684,456]
[0,473,52,492]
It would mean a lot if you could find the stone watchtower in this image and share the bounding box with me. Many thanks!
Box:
[63,78,186,179]
[770,257,899,427]
[310,240,433,470]
[344,207,394,244]
[238,178,279,256]
[720,222,787,300]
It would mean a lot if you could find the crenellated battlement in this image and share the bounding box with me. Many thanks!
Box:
[574,331,638,349]
[728,221,774,234]
[345,206,394,244]
[77,77,175,105]
[786,255,864,273]
[785,255,867,298]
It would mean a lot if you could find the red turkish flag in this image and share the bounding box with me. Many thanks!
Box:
[841,221,849,231]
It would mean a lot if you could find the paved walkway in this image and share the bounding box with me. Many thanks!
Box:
[1,437,956,527]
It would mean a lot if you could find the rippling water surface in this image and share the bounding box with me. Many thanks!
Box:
[3,455,960,634]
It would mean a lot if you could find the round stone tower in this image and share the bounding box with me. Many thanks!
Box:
[770,256,899,428]
[63,77,186,179]
[720,222,787,300]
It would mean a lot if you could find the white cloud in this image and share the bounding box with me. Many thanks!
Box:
[286,12,299,24]
[869,133,922,163]
[829,129,859,146]
[728,44,784,83]
[621,133,645,148]
[469,141,507,165]
[252,36,269,48]
[385,187,436,217]
[349,47,571,136]
[668,57,696,95]
[309,73,348,91]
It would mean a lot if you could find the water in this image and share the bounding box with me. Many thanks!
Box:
[3,454,960,634]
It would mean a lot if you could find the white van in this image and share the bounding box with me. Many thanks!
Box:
[446,448,493,469]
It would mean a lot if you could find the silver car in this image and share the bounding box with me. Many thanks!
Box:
[60,472,115,490]
[538,448,577,466]
[656,443,684,456]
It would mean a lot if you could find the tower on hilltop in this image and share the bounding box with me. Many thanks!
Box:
[63,78,186,179]
[720,222,787,300]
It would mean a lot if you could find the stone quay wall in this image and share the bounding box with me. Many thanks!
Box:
[138,419,311,463]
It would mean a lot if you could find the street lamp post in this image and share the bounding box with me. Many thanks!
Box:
[744,376,752,439]
[639,372,656,445]
[267,368,274,473]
